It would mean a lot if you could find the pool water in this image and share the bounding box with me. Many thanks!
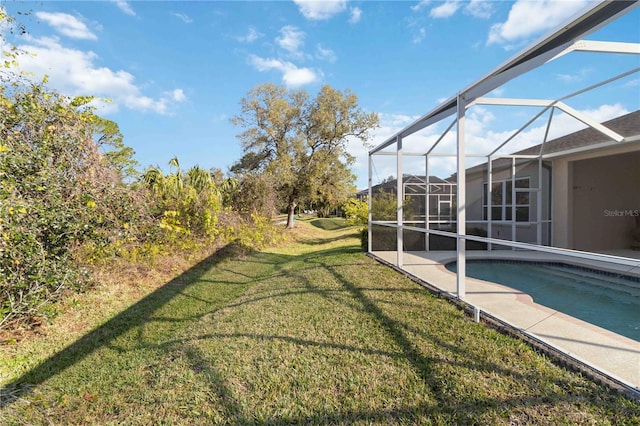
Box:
[445,261,640,341]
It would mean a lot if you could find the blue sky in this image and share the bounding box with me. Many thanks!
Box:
[2,1,639,188]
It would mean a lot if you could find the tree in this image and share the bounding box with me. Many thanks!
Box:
[0,81,152,327]
[231,83,378,228]
[230,172,279,218]
[372,190,398,221]
[92,116,139,181]
[0,10,154,327]
[312,155,356,217]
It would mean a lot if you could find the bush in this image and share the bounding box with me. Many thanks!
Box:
[0,12,285,330]
[360,227,368,252]
[219,211,283,251]
[343,198,368,226]
[0,83,141,327]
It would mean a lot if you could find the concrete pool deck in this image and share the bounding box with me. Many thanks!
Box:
[370,250,640,396]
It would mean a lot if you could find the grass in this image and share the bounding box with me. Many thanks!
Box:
[1,219,639,425]
[308,216,351,231]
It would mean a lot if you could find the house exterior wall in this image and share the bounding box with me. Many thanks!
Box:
[465,159,551,246]
[571,150,640,251]
[460,143,639,251]
[552,143,640,250]
[551,159,572,248]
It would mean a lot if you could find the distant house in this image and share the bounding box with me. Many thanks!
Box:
[357,175,456,223]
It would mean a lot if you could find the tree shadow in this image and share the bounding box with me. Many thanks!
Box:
[300,234,358,246]
[0,241,253,407]
[308,218,351,231]
[299,252,638,422]
[2,241,636,423]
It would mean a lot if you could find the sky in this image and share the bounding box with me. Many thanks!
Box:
[1,0,639,189]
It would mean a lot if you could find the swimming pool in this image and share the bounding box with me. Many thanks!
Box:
[445,260,640,341]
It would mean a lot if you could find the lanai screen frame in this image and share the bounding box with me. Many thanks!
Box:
[367,0,640,299]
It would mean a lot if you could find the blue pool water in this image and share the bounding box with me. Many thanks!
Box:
[445,260,640,341]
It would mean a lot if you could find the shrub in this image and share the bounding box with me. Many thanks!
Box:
[343,198,368,226]
[360,227,368,252]
[0,83,141,327]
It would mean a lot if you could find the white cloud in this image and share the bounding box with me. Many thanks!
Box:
[487,87,505,97]
[293,0,347,20]
[170,88,187,102]
[413,27,426,44]
[465,0,493,19]
[35,12,97,40]
[236,27,263,43]
[623,78,639,88]
[111,0,136,16]
[248,54,320,87]
[569,103,629,127]
[556,73,579,83]
[351,103,629,186]
[349,7,362,24]
[474,103,629,159]
[413,0,492,19]
[276,25,305,57]
[10,35,182,115]
[282,67,319,87]
[556,67,591,83]
[316,44,337,62]
[435,103,629,158]
[172,12,193,24]
[488,0,589,46]
[382,113,420,128]
[411,1,430,13]
[430,1,461,19]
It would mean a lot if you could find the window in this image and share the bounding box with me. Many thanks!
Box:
[483,177,530,222]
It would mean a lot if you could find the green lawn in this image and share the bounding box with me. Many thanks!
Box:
[308,216,351,231]
[1,221,638,425]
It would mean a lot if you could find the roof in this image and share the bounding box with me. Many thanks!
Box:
[514,109,640,156]
[448,109,640,179]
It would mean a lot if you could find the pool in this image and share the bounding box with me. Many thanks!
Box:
[445,260,640,341]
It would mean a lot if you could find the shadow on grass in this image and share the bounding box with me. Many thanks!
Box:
[308,217,350,231]
[300,232,359,246]
[0,241,253,408]
[298,251,637,422]
[2,240,636,423]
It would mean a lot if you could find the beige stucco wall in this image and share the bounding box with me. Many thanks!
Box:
[571,150,640,251]
[551,142,640,250]
[424,142,640,252]
[551,159,573,248]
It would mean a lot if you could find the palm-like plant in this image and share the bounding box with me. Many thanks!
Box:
[187,165,213,193]
[141,167,166,196]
